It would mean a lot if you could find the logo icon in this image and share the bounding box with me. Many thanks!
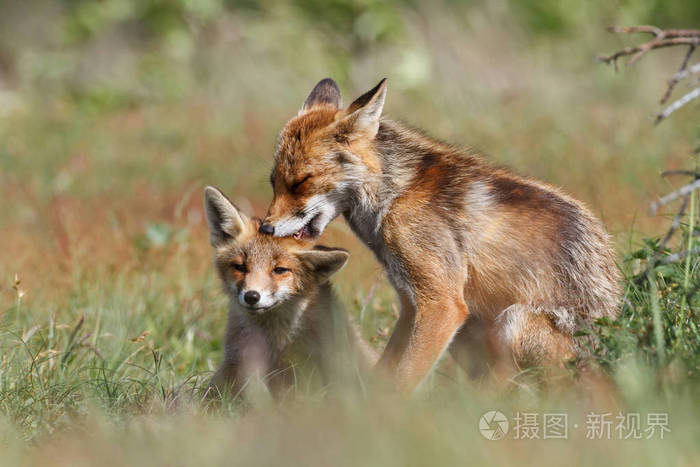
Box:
[479,410,509,440]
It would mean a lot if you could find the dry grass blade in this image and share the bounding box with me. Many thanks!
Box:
[61,314,85,365]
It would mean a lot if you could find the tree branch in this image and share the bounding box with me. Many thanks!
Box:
[655,87,700,124]
[669,62,700,83]
[598,26,700,75]
[659,246,700,265]
[607,26,700,38]
[650,178,700,215]
[660,46,696,104]
[600,26,700,121]
[598,37,700,68]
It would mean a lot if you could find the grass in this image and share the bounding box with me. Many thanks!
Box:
[0,1,699,465]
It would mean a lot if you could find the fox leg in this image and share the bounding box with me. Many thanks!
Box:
[376,290,416,371]
[379,290,469,391]
[492,304,575,369]
[209,319,275,398]
[448,314,492,378]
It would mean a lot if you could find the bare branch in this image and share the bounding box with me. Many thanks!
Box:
[607,26,700,38]
[662,170,700,178]
[598,37,700,68]
[602,26,700,282]
[598,26,700,77]
[661,46,696,104]
[658,195,690,252]
[607,25,664,37]
[659,246,700,265]
[655,87,700,124]
[634,195,690,285]
[650,178,700,214]
[670,62,700,82]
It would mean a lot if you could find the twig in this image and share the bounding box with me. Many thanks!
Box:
[655,87,700,124]
[634,195,690,285]
[657,195,689,253]
[659,246,700,265]
[598,26,700,73]
[598,38,700,69]
[662,170,700,178]
[661,47,696,104]
[669,62,700,83]
[650,178,700,214]
[607,26,700,38]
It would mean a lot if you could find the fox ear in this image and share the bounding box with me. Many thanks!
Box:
[300,78,342,114]
[204,186,248,247]
[297,247,349,283]
[339,78,387,138]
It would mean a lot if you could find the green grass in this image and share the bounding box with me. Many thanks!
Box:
[0,1,699,465]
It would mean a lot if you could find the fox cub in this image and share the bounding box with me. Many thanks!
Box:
[204,186,373,398]
[259,78,621,390]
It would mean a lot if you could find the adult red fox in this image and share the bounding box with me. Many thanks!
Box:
[259,78,620,390]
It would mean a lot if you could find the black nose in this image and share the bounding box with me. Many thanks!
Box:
[259,222,274,235]
[244,290,260,305]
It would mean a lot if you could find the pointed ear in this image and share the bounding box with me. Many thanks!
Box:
[300,78,342,114]
[339,78,387,138]
[204,186,248,247]
[297,247,349,284]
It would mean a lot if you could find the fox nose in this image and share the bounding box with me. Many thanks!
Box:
[259,222,274,235]
[244,290,260,305]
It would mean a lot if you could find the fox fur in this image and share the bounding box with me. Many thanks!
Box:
[204,186,374,398]
[260,78,621,390]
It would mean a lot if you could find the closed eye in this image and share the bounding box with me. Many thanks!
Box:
[232,263,246,273]
[273,267,290,275]
[290,175,311,193]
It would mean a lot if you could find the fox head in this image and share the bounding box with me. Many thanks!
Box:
[260,77,387,239]
[204,186,349,314]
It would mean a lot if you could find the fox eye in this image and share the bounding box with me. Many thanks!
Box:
[273,267,290,275]
[232,263,246,273]
[290,175,311,193]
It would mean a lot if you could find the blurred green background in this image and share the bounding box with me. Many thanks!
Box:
[0,1,699,465]
[1,0,698,223]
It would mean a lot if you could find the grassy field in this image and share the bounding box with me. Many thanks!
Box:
[1,1,699,465]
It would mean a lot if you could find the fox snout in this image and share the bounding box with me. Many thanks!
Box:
[243,290,260,305]
[236,285,281,312]
[258,222,274,235]
[261,196,339,240]
[258,212,286,237]
[259,197,292,236]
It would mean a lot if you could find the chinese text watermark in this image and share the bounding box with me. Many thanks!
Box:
[478,411,670,440]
